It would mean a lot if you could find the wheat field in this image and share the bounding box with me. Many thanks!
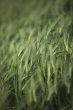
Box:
[0,0,73,110]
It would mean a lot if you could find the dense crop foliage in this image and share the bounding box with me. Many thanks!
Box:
[0,0,73,110]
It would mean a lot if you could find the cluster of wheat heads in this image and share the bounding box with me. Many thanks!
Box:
[0,0,73,110]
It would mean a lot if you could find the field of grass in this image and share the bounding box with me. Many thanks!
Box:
[0,0,73,110]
